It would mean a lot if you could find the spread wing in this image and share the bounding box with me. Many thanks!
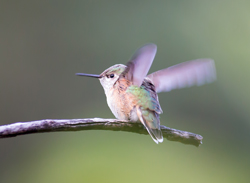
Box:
[122,43,157,87]
[147,59,216,93]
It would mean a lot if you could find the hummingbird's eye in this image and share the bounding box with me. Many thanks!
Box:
[110,74,114,78]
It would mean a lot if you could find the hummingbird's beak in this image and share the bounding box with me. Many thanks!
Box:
[75,73,102,78]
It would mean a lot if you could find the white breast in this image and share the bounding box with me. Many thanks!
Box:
[106,96,122,119]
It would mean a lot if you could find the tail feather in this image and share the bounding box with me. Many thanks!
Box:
[137,107,163,144]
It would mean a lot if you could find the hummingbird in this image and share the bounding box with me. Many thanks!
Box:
[76,43,216,144]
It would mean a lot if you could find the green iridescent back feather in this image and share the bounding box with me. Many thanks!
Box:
[126,78,163,114]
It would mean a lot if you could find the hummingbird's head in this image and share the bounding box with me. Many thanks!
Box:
[76,64,126,93]
[99,64,126,92]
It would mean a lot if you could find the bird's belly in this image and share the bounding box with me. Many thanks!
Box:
[129,107,139,122]
[107,98,125,119]
[106,92,138,121]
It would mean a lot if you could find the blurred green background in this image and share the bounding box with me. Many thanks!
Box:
[1,0,250,182]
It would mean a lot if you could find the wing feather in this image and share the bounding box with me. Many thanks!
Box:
[147,59,216,93]
[122,43,157,87]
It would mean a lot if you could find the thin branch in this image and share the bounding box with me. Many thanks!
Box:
[0,118,203,147]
